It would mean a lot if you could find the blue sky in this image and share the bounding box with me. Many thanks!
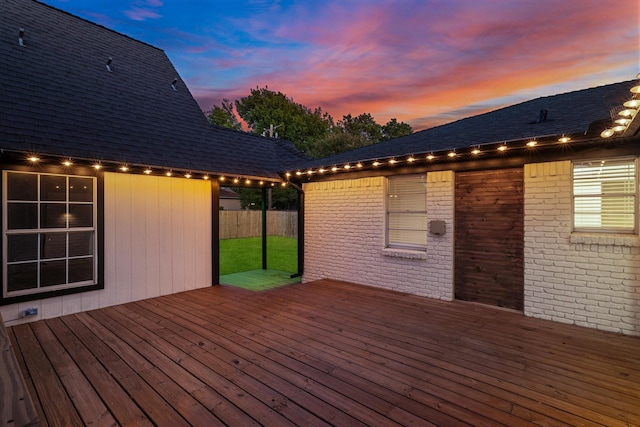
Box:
[50,0,639,130]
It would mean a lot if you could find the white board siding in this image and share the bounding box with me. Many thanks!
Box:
[1,172,212,326]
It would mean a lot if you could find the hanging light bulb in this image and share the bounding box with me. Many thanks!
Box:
[600,128,615,138]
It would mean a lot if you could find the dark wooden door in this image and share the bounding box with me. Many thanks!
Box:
[454,168,524,310]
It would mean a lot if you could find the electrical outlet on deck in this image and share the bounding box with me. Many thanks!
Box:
[21,307,38,317]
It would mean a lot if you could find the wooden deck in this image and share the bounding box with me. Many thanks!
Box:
[7,279,640,426]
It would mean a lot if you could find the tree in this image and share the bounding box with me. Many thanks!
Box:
[382,118,412,140]
[234,87,332,154]
[233,186,298,211]
[308,131,369,158]
[338,113,383,144]
[206,98,241,130]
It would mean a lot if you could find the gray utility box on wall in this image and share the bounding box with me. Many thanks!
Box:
[429,220,446,235]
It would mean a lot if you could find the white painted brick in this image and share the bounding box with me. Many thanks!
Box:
[524,160,639,336]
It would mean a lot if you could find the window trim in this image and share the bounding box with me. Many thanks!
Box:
[1,165,104,305]
[385,174,428,251]
[571,157,638,234]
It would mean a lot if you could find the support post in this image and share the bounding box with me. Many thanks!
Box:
[261,187,267,270]
[211,179,220,285]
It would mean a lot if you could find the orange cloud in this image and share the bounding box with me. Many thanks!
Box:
[188,0,639,131]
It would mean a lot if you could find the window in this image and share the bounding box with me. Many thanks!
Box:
[386,174,427,249]
[573,158,636,233]
[3,171,99,300]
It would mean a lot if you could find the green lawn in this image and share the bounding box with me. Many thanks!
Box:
[219,236,298,275]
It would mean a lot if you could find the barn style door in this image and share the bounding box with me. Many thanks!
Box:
[454,168,524,310]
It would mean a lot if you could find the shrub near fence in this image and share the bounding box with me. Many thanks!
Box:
[220,211,298,239]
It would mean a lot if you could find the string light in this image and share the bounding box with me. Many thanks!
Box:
[526,140,537,147]
[372,161,381,166]
[93,163,102,170]
[203,175,210,180]
[245,179,251,184]
[28,156,40,163]
[144,168,152,174]
[388,159,397,164]
[471,148,481,155]
[233,178,239,184]
[331,166,339,171]
[447,152,456,158]
[295,171,302,176]
[344,164,351,169]
[497,145,508,152]
[62,159,72,167]
[120,165,129,172]
[601,129,615,138]
[184,173,192,178]
[166,171,173,177]
[219,176,225,181]
[558,136,571,143]
[407,156,415,163]
[319,168,326,173]
[426,154,435,160]
[356,163,363,168]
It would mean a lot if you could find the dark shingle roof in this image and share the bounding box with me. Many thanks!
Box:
[0,0,306,179]
[297,80,637,169]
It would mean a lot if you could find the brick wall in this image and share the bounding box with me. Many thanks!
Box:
[524,161,640,336]
[303,172,453,300]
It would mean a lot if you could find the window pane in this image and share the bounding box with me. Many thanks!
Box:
[69,204,93,227]
[41,260,66,287]
[7,263,38,292]
[387,175,427,249]
[7,173,37,201]
[69,258,94,283]
[69,232,93,257]
[7,203,38,229]
[389,229,427,247]
[41,233,67,259]
[40,175,66,201]
[573,159,636,231]
[7,234,38,262]
[69,177,93,202]
[41,203,67,228]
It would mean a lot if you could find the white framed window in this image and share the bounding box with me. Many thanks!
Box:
[573,158,637,233]
[386,174,427,249]
[3,171,98,299]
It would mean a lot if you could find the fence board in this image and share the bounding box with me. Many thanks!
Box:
[220,211,297,239]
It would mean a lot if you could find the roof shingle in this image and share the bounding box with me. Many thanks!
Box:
[0,0,306,179]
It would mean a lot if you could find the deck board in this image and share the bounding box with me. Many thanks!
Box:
[8,279,640,426]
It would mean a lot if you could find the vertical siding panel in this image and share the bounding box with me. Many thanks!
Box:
[114,174,133,304]
[158,178,173,296]
[145,176,161,298]
[130,175,148,301]
[197,182,212,288]
[170,179,186,293]
[40,296,62,319]
[101,172,117,308]
[81,290,100,312]
[182,181,197,291]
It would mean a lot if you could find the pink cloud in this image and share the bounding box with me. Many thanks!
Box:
[188,0,639,131]
[124,7,161,21]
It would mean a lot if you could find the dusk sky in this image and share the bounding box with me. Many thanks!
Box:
[50,0,639,131]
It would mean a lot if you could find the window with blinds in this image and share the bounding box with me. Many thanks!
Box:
[386,174,427,249]
[573,158,636,233]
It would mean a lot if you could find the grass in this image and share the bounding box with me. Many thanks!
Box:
[219,236,298,275]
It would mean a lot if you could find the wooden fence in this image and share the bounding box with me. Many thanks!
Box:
[220,211,298,239]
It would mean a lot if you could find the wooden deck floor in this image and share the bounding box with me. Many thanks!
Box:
[8,279,640,426]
